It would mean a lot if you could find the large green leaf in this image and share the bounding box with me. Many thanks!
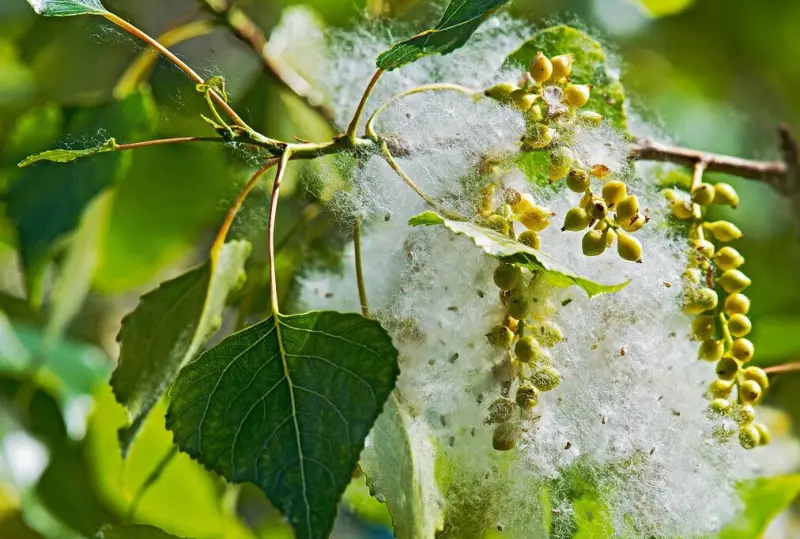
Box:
[5,89,156,303]
[376,0,510,71]
[23,0,108,17]
[408,211,628,297]
[715,475,800,539]
[503,25,628,131]
[360,396,444,539]
[166,311,400,539]
[111,241,251,455]
[97,524,185,539]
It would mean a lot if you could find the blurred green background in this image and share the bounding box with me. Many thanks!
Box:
[1,0,800,537]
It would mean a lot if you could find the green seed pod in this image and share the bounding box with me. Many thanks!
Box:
[731,338,755,363]
[484,82,518,103]
[713,182,739,208]
[516,380,540,410]
[493,263,522,291]
[578,110,603,125]
[708,398,731,415]
[741,366,769,391]
[563,84,591,108]
[670,200,694,220]
[619,212,646,233]
[704,221,743,242]
[615,195,639,223]
[735,404,756,425]
[585,197,609,220]
[708,379,734,399]
[531,366,562,391]
[692,316,716,340]
[523,123,554,150]
[715,357,740,381]
[605,228,617,247]
[617,231,643,263]
[582,229,607,256]
[754,424,771,446]
[487,397,516,424]
[510,89,537,112]
[714,247,745,271]
[529,52,553,84]
[562,207,591,231]
[519,205,553,232]
[535,321,565,347]
[507,294,530,320]
[693,239,715,259]
[518,230,541,249]
[684,287,719,315]
[514,335,540,363]
[727,313,752,338]
[663,189,679,202]
[548,147,575,181]
[690,183,716,206]
[510,193,535,214]
[550,54,574,80]
[699,339,725,362]
[566,169,591,193]
[738,425,761,449]
[485,215,510,235]
[718,269,752,294]
[486,325,514,348]
[724,293,751,315]
[602,180,628,206]
[492,422,519,451]
[739,379,762,404]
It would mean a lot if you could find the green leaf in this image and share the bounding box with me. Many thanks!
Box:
[408,211,628,297]
[503,25,628,131]
[111,241,251,455]
[96,524,186,539]
[23,0,108,17]
[634,0,696,17]
[166,311,400,539]
[17,138,117,167]
[376,0,510,71]
[360,395,444,539]
[5,89,156,304]
[715,475,800,539]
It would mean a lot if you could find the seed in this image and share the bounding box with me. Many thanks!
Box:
[738,379,762,404]
[517,230,541,249]
[562,207,591,231]
[693,239,715,259]
[724,293,751,315]
[619,212,646,233]
[741,366,769,391]
[691,183,716,206]
[708,398,731,414]
[731,338,755,363]
[714,247,745,271]
[708,379,733,399]
[487,397,516,424]
[715,357,739,381]
[718,269,751,294]
[529,52,553,84]
[670,200,694,220]
[684,287,718,315]
[486,325,514,348]
[511,193,536,214]
[563,84,591,108]
[519,205,553,232]
[493,263,522,291]
[578,110,603,125]
[615,195,639,222]
[704,221,743,242]
[484,82,518,103]
[523,123,554,149]
[602,180,628,206]
[735,404,756,425]
[754,424,771,445]
[548,147,575,181]
[585,197,609,220]
[713,182,739,208]
[738,425,761,449]
[516,380,540,409]
[531,366,562,391]
[617,231,643,263]
[582,229,607,256]
[727,313,752,337]
[566,169,590,193]
[485,215,510,235]
[514,336,540,363]
[507,294,530,320]
[699,339,724,362]
[492,422,519,451]
[691,316,715,340]
[510,89,537,111]
[550,54,574,80]
[535,321,564,346]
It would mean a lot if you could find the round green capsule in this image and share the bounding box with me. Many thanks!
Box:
[515,380,540,410]
[492,422,520,451]
[507,294,530,321]
[708,379,733,399]
[529,52,553,84]
[735,404,756,426]
[715,357,739,381]
[523,123,554,150]
[563,84,591,108]
[484,82,518,103]
[699,339,724,362]
[493,263,522,291]
[704,221,743,242]
[518,230,541,249]
[731,338,755,363]
[754,424,771,446]
[691,183,716,206]
[724,293,751,315]
[582,229,607,256]
[585,197,609,220]
[708,398,731,415]
[741,366,769,391]
[486,325,514,348]
[562,207,591,231]
[713,182,739,208]
[693,239,715,259]
[615,195,639,223]
[510,89,537,112]
[531,366,562,391]
[535,321,564,347]
[738,425,761,449]
[727,313,752,338]
[684,288,719,315]
[617,231,643,263]
[550,54,574,80]
[718,270,751,294]
[487,397,516,424]
[670,200,694,220]
[714,247,745,271]
[548,147,575,182]
[485,215,510,235]
[739,380,762,404]
[514,336,539,363]
[602,180,628,206]
[566,169,590,193]
[692,315,716,340]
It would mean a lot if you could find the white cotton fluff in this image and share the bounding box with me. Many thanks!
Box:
[292,11,786,539]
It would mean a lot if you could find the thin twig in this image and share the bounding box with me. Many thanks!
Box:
[353,220,370,318]
[764,362,800,375]
[115,137,231,151]
[268,152,293,316]
[347,69,385,142]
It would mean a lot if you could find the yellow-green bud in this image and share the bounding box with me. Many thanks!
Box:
[548,147,575,181]
[585,197,609,220]
[738,425,761,449]
[704,220,743,242]
[691,183,716,206]
[727,313,752,338]
[510,89,537,112]
[724,293,751,315]
[708,379,733,399]
[718,269,751,294]
[578,110,603,125]
[518,230,541,249]
[494,263,522,290]
[692,316,716,340]
[492,422,519,451]
[741,366,769,391]
[735,404,756,425]
[582,229,607,256]
[562,207,591,231]
[754,424,771,446]
[617,231,643,263]
[510,192,535,214]
[485,215,510,235]
[713,182,739,208]
[670,200,694,220]
[714,247,745,271]
[602,180,628,207]
[550,54,574,80]
[715,357,739,381]
[615,195,639,223]
[531,366,562,391]
[566,169,590,193]
[699,339,724,362]
[738,379,762,404]
[507,293,530,320]
[684,268,703,284]
[708,398,731,414]
[529,52,553,84]
[519,205,553,232]
[515,335,540,363]
[684,287,719,315]
[563,84,591,108]
[693,239,715,259]
[523,123,554,150]
[484,82,518,103]
[487,325,514,348]
[534,320,564,347]
[663,189,679,202]
[619,212,646,233]
[487,397,515,424]
[516,380,540,410]
[731,338,755,363]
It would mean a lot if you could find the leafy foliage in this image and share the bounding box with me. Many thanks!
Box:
[376,0,510,71]
[715,475,800,539]
[23,0,108,17]
[166,312,399,539]
[17,138,117,167]
[408,211,629,297]
[97,525,185,539]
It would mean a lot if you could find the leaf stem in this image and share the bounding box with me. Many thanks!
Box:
[353,220,370,318]
[268,151,293,316]
[115,136,232,151]
[346,69,385,143]
[764,362,800,375]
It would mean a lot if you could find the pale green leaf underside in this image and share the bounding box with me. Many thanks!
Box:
[111,241,251,455]
[715,475,800,539]
[24,0,107,16]
[635,0,696,17]
[166,311,400,539]
[376,0,510,71]
[18,138,117,167]
[361,396,444,539]
[409,211,628,297]
[97,524,184,539]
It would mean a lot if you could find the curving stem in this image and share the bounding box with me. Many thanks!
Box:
[268,151,293,316]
